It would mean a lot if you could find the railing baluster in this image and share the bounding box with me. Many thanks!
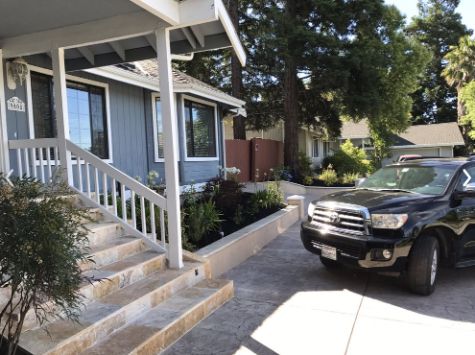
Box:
[160,209,166,248]
[85,162,91,198]
[150,202,156,241]
[140,196,146,235]
[121,184,127,222]
[103,172,108,209]
[112,178,117,216]
[46,147,52,182]
[94,168,100,204]
[77,158,83,192]
[54,146,59,178]
[131,191,136,229]
[17,149,23,177]
[31,147,38,179]
[24,148,30,177]
[38,147,45,183]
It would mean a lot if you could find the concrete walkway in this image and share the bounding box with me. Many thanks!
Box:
[164,223,475,355]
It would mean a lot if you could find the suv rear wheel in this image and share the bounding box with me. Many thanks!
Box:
[406,236,439,295]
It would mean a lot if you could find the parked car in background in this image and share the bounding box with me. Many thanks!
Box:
[301,158,475,295]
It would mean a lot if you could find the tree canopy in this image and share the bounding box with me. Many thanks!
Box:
[407,0,471,124]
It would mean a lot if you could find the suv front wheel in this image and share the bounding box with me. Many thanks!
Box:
[406,236,439,295]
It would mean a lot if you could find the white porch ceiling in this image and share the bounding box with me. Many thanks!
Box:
[0,0,246,69]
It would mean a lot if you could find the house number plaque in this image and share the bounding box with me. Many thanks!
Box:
[7,97,26,112]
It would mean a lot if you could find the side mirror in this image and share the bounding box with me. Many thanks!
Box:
[455,182,475,199]
[355,178,366,187]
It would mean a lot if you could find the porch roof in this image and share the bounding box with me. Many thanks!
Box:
[0,0,246,69]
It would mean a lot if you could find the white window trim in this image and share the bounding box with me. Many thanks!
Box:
[181,94,219,162]
[26,64,113,164]
[151,92,180,163]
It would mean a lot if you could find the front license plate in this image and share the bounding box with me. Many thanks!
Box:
[321,245,337,260]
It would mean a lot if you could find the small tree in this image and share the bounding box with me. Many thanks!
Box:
[0,176,91,355]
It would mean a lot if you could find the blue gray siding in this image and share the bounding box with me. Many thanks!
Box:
[4,57,227,186]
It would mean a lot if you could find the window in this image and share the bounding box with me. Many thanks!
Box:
[154,97,164,159]
[323,141,330,157]
[312,139,319,158]
[30,72,110,159]
[184,99,217,158]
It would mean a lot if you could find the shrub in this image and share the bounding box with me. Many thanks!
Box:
[340,172,360,185]
[319,167,338,186]
[182,186,222,250]
[249,181,284,211]
[323,140,373,176]
[0,176,91,354]
[303,175,314,186]
[273,166,292,181]
[297,152,313,181]
[212,179,243,218]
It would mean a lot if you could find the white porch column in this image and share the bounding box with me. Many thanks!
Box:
[0,49,10,174]
[51,47,73,184]
[156,27,183,269]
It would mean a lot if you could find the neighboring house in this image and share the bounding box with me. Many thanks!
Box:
[339,121,465,166]
[5,58,244,186]
[307,121,465,167]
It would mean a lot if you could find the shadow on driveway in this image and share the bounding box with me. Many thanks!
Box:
[164,223,475,355]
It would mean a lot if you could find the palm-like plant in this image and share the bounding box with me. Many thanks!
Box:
[442,35,475,120]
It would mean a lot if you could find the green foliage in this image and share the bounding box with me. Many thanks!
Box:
[182,186,222,250]
[297,152,313,181]
[232,204,246,226]
[319,167,338,186]
[323,140,373,176]
[341,172,361,185]
[407,0,470,124]
[205,178,243,219]
[250,182,284,211]
[0,176,89,354]
[302,175,314,186]
[460,81,475,144]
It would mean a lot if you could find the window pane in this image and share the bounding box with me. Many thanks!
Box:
[89,86,108,159]
[67,86,92,152]
[185,100,216,158]
[312,139,319,157]
[155,98,164,159]
[31,72,56,138]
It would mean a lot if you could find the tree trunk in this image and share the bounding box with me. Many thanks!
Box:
[229,0,246,140]
[283,0,299,175]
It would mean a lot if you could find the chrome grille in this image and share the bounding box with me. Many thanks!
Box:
[311,203,371,237]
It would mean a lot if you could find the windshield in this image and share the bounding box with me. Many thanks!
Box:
[359,165,457,195]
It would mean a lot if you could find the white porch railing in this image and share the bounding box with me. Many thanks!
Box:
[8,138,168,254]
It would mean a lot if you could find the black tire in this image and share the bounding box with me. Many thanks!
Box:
[320,256,340,269]
[406,236,439,295]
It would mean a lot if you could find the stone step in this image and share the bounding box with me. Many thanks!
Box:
[79,236,148,272]
[83,221,124,246]
[77,207,105,224]
[18,262,208,355]
[21,250,166,331]
[84,279,233,355]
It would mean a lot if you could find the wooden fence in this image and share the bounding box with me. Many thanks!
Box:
[225,138,284,182]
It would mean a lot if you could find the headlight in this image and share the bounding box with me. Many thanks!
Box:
[308,202,316,217]
[371,214,408,229]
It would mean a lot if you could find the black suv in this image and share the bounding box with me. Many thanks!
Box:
[301,158,475,295]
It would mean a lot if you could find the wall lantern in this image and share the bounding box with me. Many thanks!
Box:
[6,58,29,90]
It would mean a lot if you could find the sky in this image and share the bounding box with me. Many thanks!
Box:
[385,0,475,32]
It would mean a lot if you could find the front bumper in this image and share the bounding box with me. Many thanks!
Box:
[301,221,412,271]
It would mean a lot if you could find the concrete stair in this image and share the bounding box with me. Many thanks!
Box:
[17,199,233,354]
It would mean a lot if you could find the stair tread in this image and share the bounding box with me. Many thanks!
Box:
[83,279,231,355]
[18,262,202,354]
[81,249,164,282]
[85,235,143,256]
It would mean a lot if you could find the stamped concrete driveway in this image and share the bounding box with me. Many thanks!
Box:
[164,222,475,355]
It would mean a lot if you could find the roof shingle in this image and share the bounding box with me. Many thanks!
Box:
[340,120,464,146]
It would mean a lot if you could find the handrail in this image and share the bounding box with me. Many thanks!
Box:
[8,138,169,253]
[9,138,59,149]
[66,140,167,210]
